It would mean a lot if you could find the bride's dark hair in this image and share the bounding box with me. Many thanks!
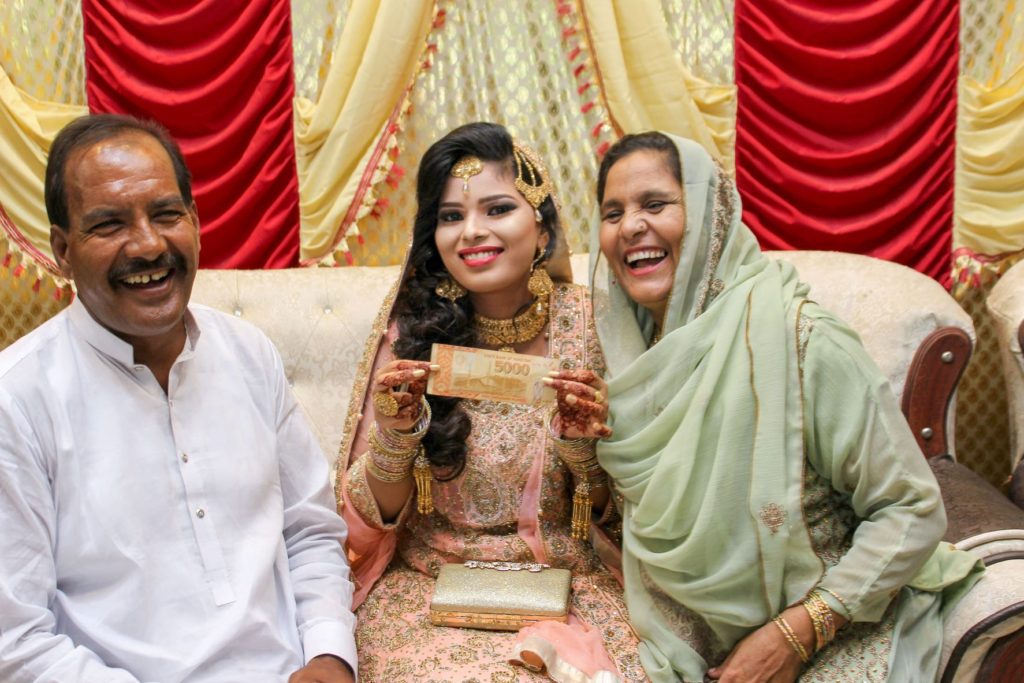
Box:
[394,122,560,476]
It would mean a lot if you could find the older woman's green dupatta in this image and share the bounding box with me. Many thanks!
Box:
[590,135,981,682]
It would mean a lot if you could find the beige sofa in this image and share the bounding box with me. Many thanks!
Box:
[191,251,1024,682]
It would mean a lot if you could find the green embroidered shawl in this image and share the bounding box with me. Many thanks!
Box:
[589,135,980,682]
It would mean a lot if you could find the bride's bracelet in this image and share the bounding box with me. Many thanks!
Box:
[546,407,606,540]
[366,399,431,483]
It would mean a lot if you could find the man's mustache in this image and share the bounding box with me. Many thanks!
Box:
[108,252,186,284]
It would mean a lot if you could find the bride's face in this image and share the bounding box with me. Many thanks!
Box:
[434,160,549,302]
[598,149,685,324]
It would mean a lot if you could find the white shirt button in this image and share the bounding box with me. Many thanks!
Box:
[196,508,205,519]
[233,309,242,317]
[181,453,189,463]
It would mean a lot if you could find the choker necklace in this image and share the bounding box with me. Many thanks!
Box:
[473,296,550,353]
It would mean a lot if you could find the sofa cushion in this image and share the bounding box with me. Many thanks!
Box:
[190,266,401,466]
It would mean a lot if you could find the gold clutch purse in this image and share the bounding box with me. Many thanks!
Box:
[429,560,572,631]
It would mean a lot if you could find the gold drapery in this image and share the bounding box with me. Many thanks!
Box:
[294,0,437,264]
[0,66,87,260]
[580,0,736,171]
[954,0,1024,285]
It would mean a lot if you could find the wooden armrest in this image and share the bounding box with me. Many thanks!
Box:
[902,327,972,458]
[977,627,1024,683]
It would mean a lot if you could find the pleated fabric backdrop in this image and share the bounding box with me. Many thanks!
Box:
[1,0,1022,482]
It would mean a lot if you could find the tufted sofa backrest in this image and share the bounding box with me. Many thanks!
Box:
[191,266,400,467]
[191,251,975,467]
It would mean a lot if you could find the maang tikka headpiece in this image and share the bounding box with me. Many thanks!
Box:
[451,155,483,194]
[449,143,555,212]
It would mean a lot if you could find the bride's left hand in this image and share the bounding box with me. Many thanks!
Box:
[544,369,613,439]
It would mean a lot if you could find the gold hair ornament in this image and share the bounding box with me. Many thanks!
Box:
[451,155,484,194]
[512,142,554,209]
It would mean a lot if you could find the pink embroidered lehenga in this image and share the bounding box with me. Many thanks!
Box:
[337,283,647,683]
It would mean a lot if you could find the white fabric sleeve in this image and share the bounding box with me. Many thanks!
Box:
[0,391,142,683]
[269,344,358,676]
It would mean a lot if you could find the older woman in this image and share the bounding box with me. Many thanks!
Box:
[337,123,645,682]
[584,132,982,682]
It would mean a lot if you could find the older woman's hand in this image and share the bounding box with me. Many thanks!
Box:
[706,605,817,683]
[371,360,437,432]
[544,369,613,439]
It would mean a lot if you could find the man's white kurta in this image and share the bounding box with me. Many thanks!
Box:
[0,299,357,682]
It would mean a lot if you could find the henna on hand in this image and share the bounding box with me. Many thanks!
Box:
[545,378,612,438]
[372,360,437,428]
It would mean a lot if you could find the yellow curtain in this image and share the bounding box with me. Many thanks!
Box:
[581,0,736,171]
[294,0,436,264]
[0,64,86,262]
[955,64,1024,260]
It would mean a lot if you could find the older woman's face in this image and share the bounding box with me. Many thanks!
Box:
[598,149,685,324]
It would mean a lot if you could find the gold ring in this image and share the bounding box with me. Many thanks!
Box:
[593,390,604,404]
[373,390,400,417]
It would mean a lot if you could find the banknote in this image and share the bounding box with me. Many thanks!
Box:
[427,343,558,405]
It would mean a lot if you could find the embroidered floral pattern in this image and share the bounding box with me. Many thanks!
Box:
[759,503,788,535]
[639,565,729,666]
[802,464,856,568]
[799,600,896,682]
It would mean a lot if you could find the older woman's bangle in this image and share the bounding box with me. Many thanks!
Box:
[772,615,810,664]
[803,590,836,652]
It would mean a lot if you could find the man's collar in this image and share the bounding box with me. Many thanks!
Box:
[68,297,201,368]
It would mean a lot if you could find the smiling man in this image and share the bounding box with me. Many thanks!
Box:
[0,115,356,683]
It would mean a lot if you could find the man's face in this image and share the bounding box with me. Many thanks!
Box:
[50,132,200,347]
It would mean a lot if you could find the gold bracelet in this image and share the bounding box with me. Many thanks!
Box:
[365,451,414,483]
[817,587,850,618]
[368,425,418,459]
[803,591,836,652]
[378,397,432,450]
[772,615,810,663]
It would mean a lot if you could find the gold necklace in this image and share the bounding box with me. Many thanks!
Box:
[473,296,550,353]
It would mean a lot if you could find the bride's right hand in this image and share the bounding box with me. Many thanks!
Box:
[371,360,438,432]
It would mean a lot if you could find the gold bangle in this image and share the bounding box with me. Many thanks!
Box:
[382,397,432,443]
[772,615,810,664]
[368,426,418,459]
[365,452,413,483]
[803,591,836,652]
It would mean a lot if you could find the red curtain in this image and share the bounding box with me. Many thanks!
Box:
[734,0,959,282]
[81,0,300,268]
